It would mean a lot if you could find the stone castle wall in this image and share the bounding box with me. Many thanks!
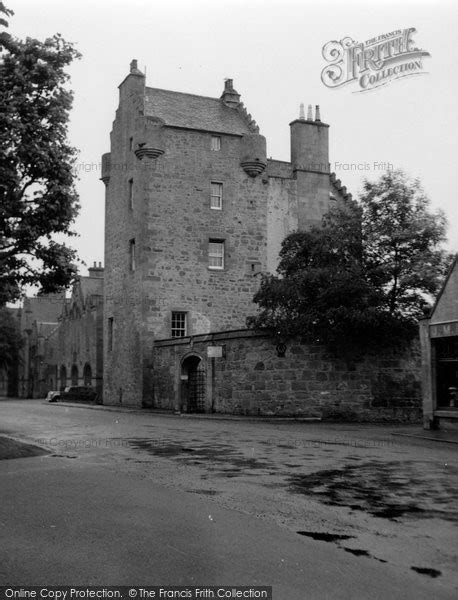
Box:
[152,330,421,421]
[102,72,147,407]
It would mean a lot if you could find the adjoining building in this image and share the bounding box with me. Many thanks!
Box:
[50,263,104,395]
[420,255,458,430]
[15,264,104,398]
[17,293,65,398]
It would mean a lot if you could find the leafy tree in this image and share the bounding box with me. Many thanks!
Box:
[362,170,449,320]
[248,170,450,351]
[0,2,12,29]
[0,305,22,371]
[0,2,81,303]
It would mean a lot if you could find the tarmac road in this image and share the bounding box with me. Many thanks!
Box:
[0,399,457,599]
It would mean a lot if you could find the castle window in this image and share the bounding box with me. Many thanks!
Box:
[211,136,221,151]
[208,239,224,269]
[128,178,134,210]
[171,312,187,337]
[210,182,223,210]
[129,137,133,151]
[108,317,114,351]
[129,238,136,271]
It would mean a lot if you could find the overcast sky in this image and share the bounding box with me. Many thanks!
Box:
[10,0,458,274]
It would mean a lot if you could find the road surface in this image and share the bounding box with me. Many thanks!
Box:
[0,399,457,599]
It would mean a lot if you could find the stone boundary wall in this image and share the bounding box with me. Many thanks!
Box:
[152,329,422,422]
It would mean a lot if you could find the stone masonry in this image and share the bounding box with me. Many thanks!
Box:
[153,330,422,422]
[50,264,104,394]
[101,61,352,407]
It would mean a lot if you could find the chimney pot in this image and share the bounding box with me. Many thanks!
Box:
[315,105,321,122]
[130,59,138,72]
[307,104,313,120]
[299,103,305,120]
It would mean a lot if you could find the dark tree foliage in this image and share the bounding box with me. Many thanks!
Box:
[362,170,449,320]
[0,2,81,303]
[0,306,22,370]
[248,170,450,352]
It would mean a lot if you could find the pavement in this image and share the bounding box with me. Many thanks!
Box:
[49,399,458,443]
[0,398,457,598]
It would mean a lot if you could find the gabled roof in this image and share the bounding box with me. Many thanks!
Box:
[23,294,65,328]
[430,254,458,323]
[144,87,254,135]
[65,276,103,318]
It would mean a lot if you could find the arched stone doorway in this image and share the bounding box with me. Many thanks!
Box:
[83,363,92,387]
[60,365,67,391]
[71,365,79,386]
[181,355,206,413]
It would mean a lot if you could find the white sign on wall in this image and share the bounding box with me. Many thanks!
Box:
[207,346,223,358]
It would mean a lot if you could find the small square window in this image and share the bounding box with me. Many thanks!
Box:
[211,136,221,151]
[128,178,134,210]
[210,182,223,210]
[171,312,187,337]
[129,238,136,271]
[209,240,224,270]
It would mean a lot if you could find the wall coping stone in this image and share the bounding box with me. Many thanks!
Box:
[154,328,269,347]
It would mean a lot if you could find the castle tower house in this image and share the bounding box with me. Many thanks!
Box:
[102,63,269,406]
[101,63,347,407]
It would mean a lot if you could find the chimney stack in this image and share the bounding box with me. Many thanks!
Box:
[129,59,143,75]
[290,103,329,173]
[88,262,104,278]
[289,104,331,228]
[221,78,241,108]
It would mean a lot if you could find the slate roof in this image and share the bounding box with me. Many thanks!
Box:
[144,87,253,135]
[430,254,458,321]
[24,294,65,324]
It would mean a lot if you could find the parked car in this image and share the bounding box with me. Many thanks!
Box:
[48,386,97,403]
[46,390,61,403]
